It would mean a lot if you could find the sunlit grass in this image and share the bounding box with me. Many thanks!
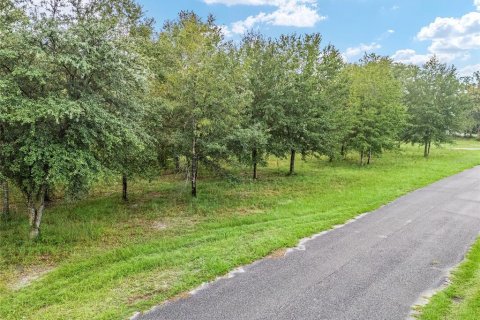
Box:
[1,139,479,319]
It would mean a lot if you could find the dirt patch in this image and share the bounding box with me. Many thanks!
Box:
[452,295,464,304]
[127,286,169,305]
[152,221,168,231]
[170,291,191,302]
[267,249,287,260]
[10,265,55,291]
[235,207,265,216]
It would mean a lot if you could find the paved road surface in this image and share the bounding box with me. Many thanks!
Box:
[138,167,480,320]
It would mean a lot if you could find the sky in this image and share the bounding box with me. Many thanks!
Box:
[137,0,480,75]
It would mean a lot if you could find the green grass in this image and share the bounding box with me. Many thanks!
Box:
[1,140,480,320]
[419,238,480,320]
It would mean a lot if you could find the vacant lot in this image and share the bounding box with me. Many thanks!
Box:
[1,140,480,320]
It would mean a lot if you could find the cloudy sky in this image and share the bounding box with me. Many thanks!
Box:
[138,0,480,75]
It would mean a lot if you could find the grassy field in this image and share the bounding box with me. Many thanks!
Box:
[419,236,480,320]
[1,140,480,320]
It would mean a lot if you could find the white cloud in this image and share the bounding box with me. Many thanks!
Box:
[393,2,480,66]
[459,63,480,76]
[219,25,233,37]
[343,42,381,61]
[391,49,431,65]
[205,0,325,34]
[416,11,480,59]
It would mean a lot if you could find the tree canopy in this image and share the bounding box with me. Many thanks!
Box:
[1,1,479,238]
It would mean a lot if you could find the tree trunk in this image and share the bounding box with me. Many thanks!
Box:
[360,150,364,166]
[289,149,296,175]
[424,141,429,157]
[367,149,372,165]
[428,141,431,156]
[122,174,128,201]
[28,187,46,240]
[191,156,197,197]
[191,136,198,197]
[158,153,167,169]
[174,155,180,173]
[44,186,52,203]
[1,180,9,221]
[252,148,258,180]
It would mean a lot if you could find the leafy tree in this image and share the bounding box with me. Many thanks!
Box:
[310,44,349,162]
[232,33,275,180]
[0,0,22,221]
[403,57,466,156]
[345,55,406,164]
[152,12,251,196]
[0,0,150,238]
[461,71,480,139]
[267,34,346,174]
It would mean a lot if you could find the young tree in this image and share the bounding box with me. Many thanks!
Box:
[0,0,150,238]
[345,55,406,164]
[152,12,251,196]
[462,71,480,139]
[231,33,276,180]
[268,34,311,175]
[403,57,466,156]
[309,44,350,162]
[268,34,345,174]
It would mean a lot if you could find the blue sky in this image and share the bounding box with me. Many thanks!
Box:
[138,0,480,75]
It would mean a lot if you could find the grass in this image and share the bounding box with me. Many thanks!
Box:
[418,238,480,320]
[1,140,480,320]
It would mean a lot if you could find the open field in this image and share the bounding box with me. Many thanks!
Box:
[1,140,480,320]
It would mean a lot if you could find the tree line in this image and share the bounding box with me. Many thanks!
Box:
[1,0,479,238]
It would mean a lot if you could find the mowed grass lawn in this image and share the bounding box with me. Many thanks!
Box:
[1,140,480,320]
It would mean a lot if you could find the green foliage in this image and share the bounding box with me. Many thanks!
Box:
[0,0,152,235]
[403,56,467,156]
[151,12,251,194]
[461,72,480,138]
[263,34,348,173]
[344,55,406,163]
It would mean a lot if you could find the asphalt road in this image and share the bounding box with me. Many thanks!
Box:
[137,166,480,320]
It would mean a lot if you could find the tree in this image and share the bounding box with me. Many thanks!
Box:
[0,0,150,238]
[461,71,480,139]
[152,12,251,196]
[0,0,20,221]
[403,56,466,156]
[232,33,275,180]
[345,55,406,164]
[309,44,349,162]
[267,34,346,174]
